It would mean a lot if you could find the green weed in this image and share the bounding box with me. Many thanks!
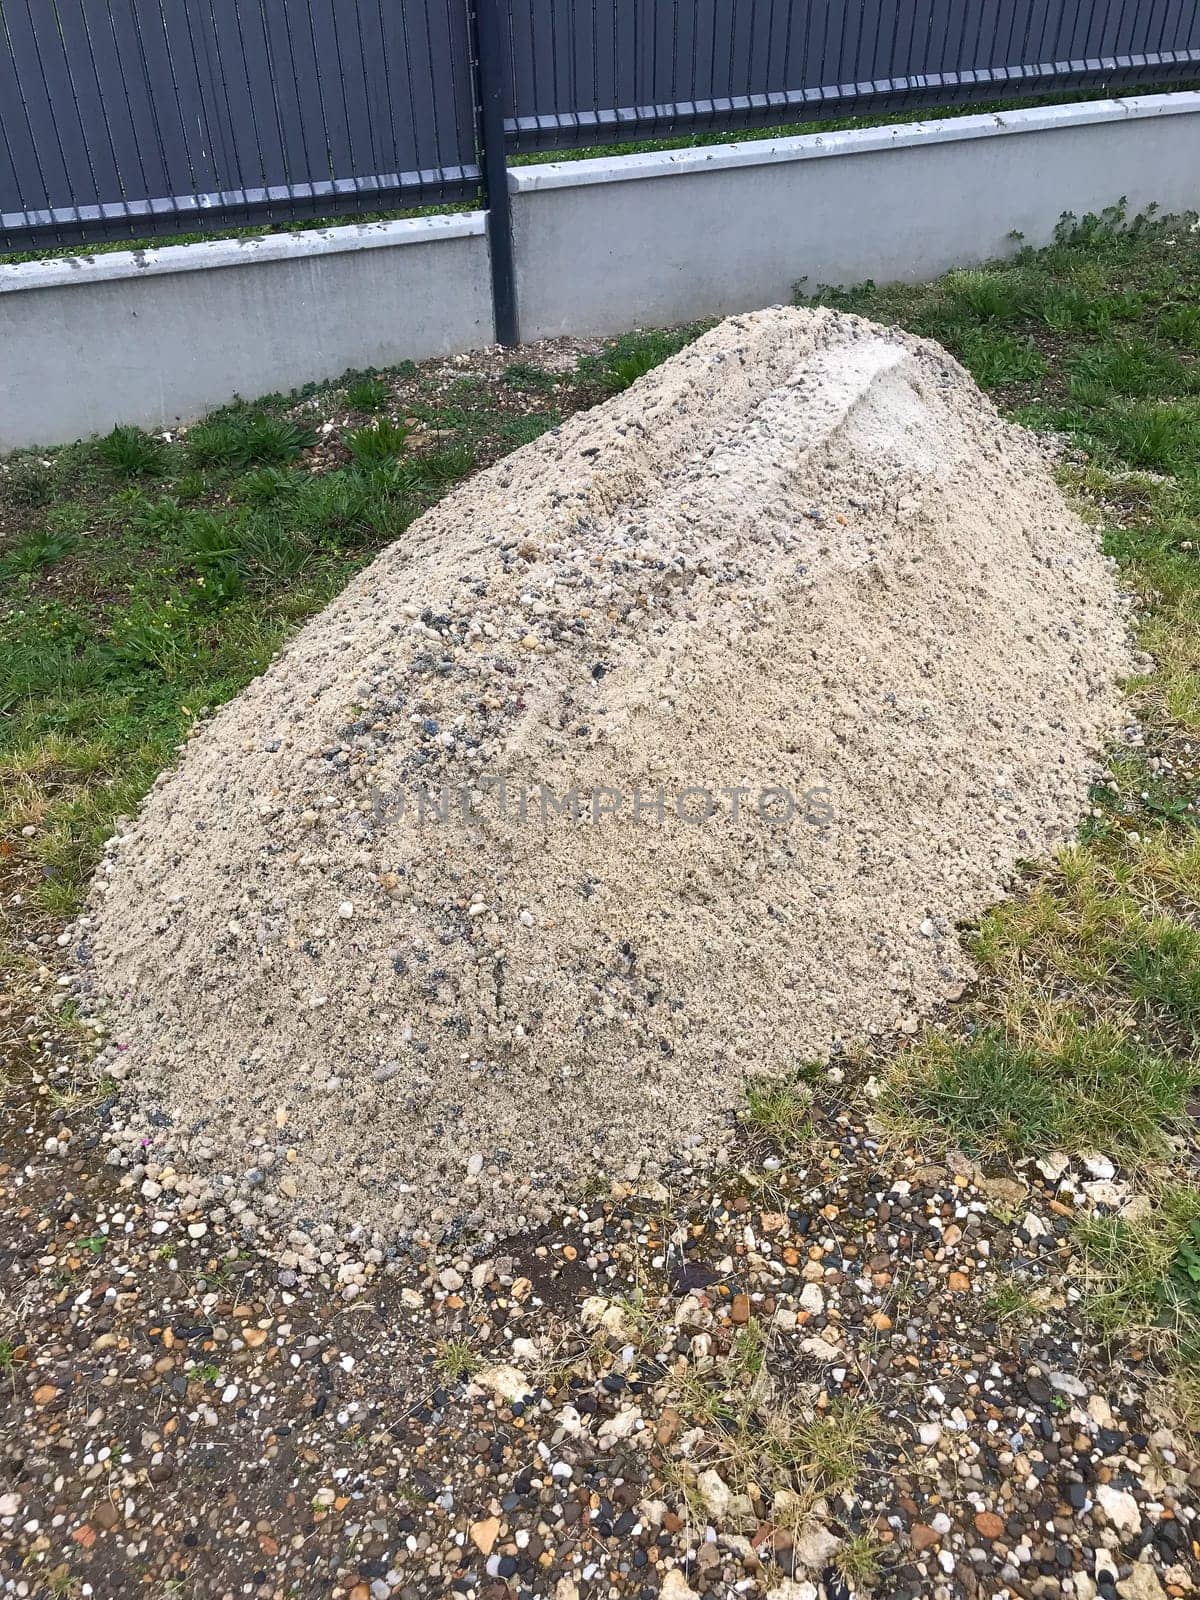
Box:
[413,441,475,485]
[344,418,410,465]
[4,460,56,506]
[956,330,1048,389]
[579,325,705,392]
[233,467,303,507]
[128,493,189,538]
[0,528,77,574]
[502,361,557,392]
[434,1340,479,1382]
[1077,1186,1200,1341]
[187,412,315,470]
[94,424,164,477]
[744,1079,812,1146]
[1162,304,1200,350]
[345,376,390,412]
[944,267,1032,324]
[1089,400,1200,470]
[1068,338,1190,400]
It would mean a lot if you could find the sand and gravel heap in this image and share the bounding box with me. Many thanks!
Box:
[81,307,1130,1242]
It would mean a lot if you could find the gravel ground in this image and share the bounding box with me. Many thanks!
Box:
[3,1021,1197,1600]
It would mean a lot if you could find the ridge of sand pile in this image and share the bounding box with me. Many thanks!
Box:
[80,307,1130,1243]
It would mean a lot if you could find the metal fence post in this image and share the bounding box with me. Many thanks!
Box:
[471,0,519,346]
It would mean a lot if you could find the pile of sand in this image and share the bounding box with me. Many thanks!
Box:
[79,308,1130,1243]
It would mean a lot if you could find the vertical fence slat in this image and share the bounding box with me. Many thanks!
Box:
[0,5,53,219]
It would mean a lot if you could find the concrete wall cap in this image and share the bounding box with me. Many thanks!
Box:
[508,92,1200,193]
[0,210,487,295]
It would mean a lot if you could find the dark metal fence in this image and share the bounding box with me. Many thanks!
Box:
[0,0,478,246]
[2,1,1198,251]
[502,0,1200,150]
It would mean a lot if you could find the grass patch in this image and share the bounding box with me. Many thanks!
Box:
[744,1079,813,1146]
[1077,1185,1200,1351]
[883,1017,1189,1162]
[434,1340,480,1382]
[94,425,164,478]
[835,1532,884,1589]
[577,325,707,393]
[344,418,410,465]
[985,1276,1041,1325]
[344,376,390,412]
[502,361,558,393]
[186,411,316,471]
[956,330,1048,389]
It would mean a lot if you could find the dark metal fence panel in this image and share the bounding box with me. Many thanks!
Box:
[0,0,480,249]
[500,0,1200,149]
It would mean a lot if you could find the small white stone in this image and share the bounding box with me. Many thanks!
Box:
[1094,1483,1141,1536]
[799,1282,825,1315]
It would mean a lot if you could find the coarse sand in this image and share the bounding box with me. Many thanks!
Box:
[79,307,1132,1245]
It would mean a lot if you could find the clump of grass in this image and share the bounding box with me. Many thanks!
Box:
[0,528,77,575]
[435,1340,479,1382]
[344,417,410,465]
[970,842,1200,1040]
[1114,916,1200,1032]
[187,411,315,470]
[1077,1185,1200,1345]
[502,361,557,392]
[128,493,188,537]
[1040,283,1144,335]
[985,1276,1039,1324]
[956,330,1048,389]
[1161,304,1200,350]
[673,1363,876,1515]
[883,1017,1189,1161]
[835,1531,884,1589]
[246,414,317,464]
[744,1078,812,1145]
[173,470,207,503]
[784,1398,877,1495]
[943,267,1033,324]
[5,460,56,506]
[414,441,474,485]
[94,424,164,477]
[579,324,706,392]
[1086,398,1200,471]
[233,467,303,506]
[1068,338,1190,401]
[345,375,390,412]
[500,412,561,448]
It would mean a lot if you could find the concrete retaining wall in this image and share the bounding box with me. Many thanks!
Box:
[0,214,493,450]
[3,95,1200,450]
[510,94,1200,338]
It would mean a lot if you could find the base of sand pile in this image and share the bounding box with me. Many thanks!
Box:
[79,307,1129,1244]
